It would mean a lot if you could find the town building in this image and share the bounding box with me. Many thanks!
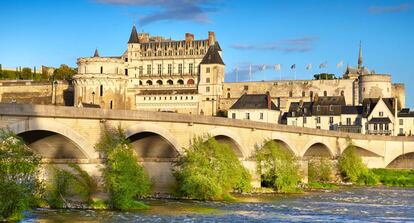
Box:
[227,93,280,123]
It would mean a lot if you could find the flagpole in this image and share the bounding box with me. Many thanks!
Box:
[249,65,252,81]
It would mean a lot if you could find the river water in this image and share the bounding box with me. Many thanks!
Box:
[22,187,414,222]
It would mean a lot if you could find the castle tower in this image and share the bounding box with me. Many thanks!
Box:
[198,39,225,116]
[126,24,141,78]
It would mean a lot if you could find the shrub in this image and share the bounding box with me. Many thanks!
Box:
[256,141,301,193]
[96,127,151,210]
[339,144,378,185]
[308,157,333,183]
[0,130,41,221]
[47,164,97,208]
[372,169,414,187]
[174,137,251,200]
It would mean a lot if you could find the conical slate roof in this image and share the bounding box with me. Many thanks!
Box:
[93,48,100,57]
[128,25,140,44]
[200,44,224,65]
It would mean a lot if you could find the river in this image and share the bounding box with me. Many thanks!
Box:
[22,187,414,222]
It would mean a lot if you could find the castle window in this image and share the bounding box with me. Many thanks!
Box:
[303,117,307,124]
[146,80,152,85]
[100,85,103,97]
[206,77,210,83]
[168,50,172,56]
[147,64,152,75]
[244,85,248,91]
[125,58,128,62]
[232,113,236,119]
[125,69,128,76]
[187,79,194,85]
[329,116,334,124]
[324,91,327,96]
[156,80,163,85]
[302,91,305,97]
[227,92,230,98]
[167,64,172,75]
[189,63,194,74]
[139,80,142,85]
[260,113,264,120]
[341,90,344,96]
[139,66,143,75]
[100,66,103,74]
[158,64,162,75]
[177,79,184,85]
[310,91,314,100]
[110,101,113,109]
[178,64,183,74]
[206,86,210,92]
[191,96,193,99]
[206,67,210,73]
[346,118,351,125]
[190,49,193,55]
[400,119,404,125]
[245,113,250,120]
[289,91,293,97]
[316,117,321,124]
[167,80,173,85]
[379,112,384,117]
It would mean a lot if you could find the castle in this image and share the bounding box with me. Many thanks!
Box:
[73,25,411,135]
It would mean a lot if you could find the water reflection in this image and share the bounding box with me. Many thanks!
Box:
[23,187,414,222]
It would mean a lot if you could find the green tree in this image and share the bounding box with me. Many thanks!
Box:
[96,127,151,211]
[256,141,302,193]
[314,73,336,80]
[339,144,378,185]
[308,157,333,183]
[53,64,76,80]
[21,67,33,80]
[174,137,251,200]
[0,130,41,221]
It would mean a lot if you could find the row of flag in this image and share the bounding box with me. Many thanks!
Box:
[235,61,344,72]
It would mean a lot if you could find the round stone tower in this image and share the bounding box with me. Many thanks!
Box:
[358,74,392,103]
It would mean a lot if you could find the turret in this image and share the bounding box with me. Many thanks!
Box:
[126,24,141,77]
[358,41,363,69]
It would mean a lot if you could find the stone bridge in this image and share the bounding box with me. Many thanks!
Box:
[1,103,414,192]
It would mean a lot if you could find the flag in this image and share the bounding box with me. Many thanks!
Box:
[234,66,239,72]
[336,60,343,68]
[261,64,267,71]
[274,64,281,71]
[306,64,312,70]
[319,61,327,69]
[290,64,296,69]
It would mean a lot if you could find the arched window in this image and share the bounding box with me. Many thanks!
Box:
[289,91,293,97]
[167,80,173,85]
[156,80,163,85]
[100,66,103,74]
[227,92,231,99]
[139,80,143,85]
[324,91,327,96]
[100,85,103,97]
[187,79,194,85]
[146,80,153,85]
[177,79,184,85]
[341,90,344,96]
[310,91,314,100]
[110,100,113,109]
[302,91,306,97]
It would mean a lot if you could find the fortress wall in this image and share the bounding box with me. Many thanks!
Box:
[0,80,73,106]
[220,79,354,111]
[392,83,405,109]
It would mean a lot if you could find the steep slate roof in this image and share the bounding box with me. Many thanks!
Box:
[128,25,140,44]
[215,41,222,51]
[230,94,278,110]
[313,96,346,106]
[362,98,395,117]
[344,66,372,75]
[200,44,224,65]
[93,49,100,57]
[341,106,363,114]
[287,101,312,117]
[398,108,414,117]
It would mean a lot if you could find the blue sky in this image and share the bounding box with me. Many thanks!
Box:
[1,0,413,106]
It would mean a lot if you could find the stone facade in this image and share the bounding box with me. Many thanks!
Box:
[72,25,405,119]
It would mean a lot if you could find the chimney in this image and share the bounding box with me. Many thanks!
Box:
[185,33,194,42]
[208,31,215,46]
[266,91,271,110]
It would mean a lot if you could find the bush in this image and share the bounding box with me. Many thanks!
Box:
[47,164,97,208]
[308,157,333,183]
[174,137,251,200]
[372,169,414,187]
[339,144,378,185]
[0,130,41,221]
[256,141,301,193]
[96,127,151,210]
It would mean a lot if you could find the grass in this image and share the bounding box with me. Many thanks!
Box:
[372,169,414,187]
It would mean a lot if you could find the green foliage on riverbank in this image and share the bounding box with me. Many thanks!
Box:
[308,157,333,183]
[339,144,379,185]
[96,127,151,210]
[174,137,251,201]
[46,164,97,208]
[256,141,302,193]
[0,130,41,221]
[372,169,414,187]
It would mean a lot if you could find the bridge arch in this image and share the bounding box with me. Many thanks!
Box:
[386,152,414,169]
[124,122,182,158]
[270,134,297,156]
[302,141,334,158]
[6,118,95,159]
[208,127,245,158]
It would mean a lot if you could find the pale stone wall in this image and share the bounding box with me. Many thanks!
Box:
[228,109,280,124]
[359,74,392,102]
[397,117,414,136]
[392,83,405,109]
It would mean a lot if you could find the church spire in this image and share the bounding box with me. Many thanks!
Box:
[128,24,140,44]
[358,41,363,69]
[93,48,100,57]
